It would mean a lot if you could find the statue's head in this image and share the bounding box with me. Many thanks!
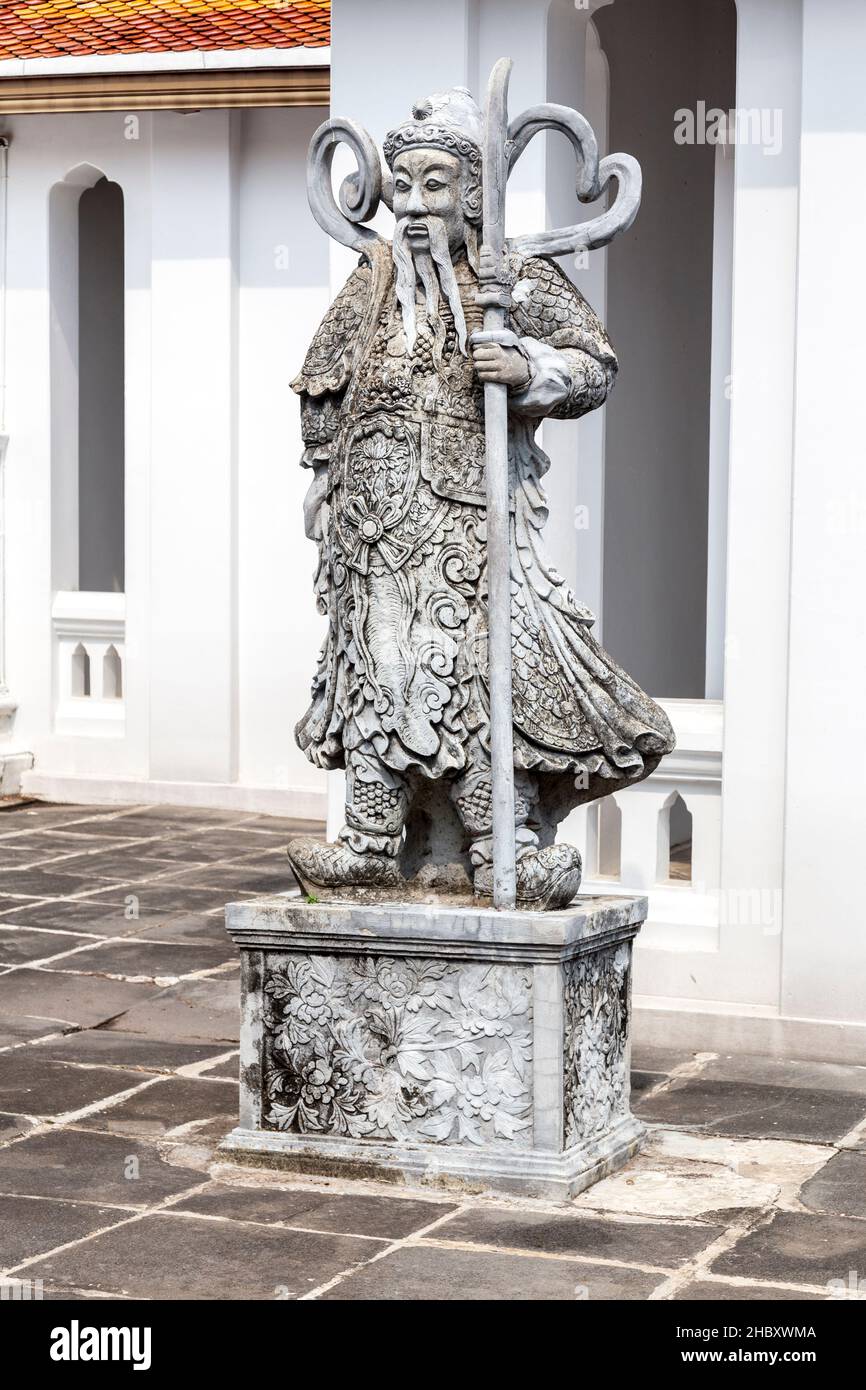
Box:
[384,88,483,355]
[384,88,482,254]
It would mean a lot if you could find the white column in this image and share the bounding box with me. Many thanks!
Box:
[148,111,239,784]
[781,0,866,1025]
[712,0,802,1006]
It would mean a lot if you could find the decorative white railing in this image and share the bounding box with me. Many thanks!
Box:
[569,698,723,953]
[52,590,125,737]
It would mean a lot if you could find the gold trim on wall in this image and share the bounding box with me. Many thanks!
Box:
[0,65,330,114]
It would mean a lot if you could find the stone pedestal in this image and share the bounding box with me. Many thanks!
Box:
[220,892,647,1201]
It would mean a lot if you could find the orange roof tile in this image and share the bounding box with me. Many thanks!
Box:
[0,0,330,59]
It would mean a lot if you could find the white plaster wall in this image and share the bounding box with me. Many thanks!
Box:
[236,105,331,796]
[4,106,329,808]
[781,0,866,1025]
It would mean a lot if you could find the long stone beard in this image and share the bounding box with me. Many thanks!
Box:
[392,215,468,365]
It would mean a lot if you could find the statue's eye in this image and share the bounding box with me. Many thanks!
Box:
[395,179,410,193]
[425,179,444,191]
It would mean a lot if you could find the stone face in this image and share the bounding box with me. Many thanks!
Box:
[220,891,647,1200]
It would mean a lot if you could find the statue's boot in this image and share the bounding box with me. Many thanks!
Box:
[286,835,402,894]
[473,843,583,912]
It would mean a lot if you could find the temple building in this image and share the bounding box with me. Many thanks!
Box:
[0,0,863,1060]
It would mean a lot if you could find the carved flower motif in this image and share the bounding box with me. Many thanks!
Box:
[563,944,629,1145]
[349,958,448,1016]
[262,954,533,1149]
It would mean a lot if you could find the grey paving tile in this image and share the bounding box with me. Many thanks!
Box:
[102,975,239,1043]
[0,895,51,915]
[122,913,231,946]
[0,1016,77,1046]
[699,1052,866,1096]
[435,1207,722,1267]
[0,1194,131,1268]
[197,1054,238,1080]
[50,937,234,981]
[45,817,176,840]
[140,831,287,861]
[243,815,323,836]
[321,1243,661,1300]
[0,968,160,1030]
[0,1130,205,1206]
[0,871,106,898]
[0,901,147,936]
[27,1212,384,1300]
[83,885,242,914]
[112,807,254,827]
[0,806,120,831]
[32,1030,229,1073]
[635,1077,866,1143]
[0,847,79,868]
[674,1279,827,1301]
[799,1151,866,1219]
[76,1076,238,1138]
[0,927,93,966]
[166,864,294,894]
[45,854,184,884]
[0,1052,144,1117]
[0,1114,37,1142]
[630,1070,664,1097]
[711,1211,866,1287]
[0,831,141,856]
[132,840,248,865]
[630,1044,704,1074]
[172,1184,456,1238]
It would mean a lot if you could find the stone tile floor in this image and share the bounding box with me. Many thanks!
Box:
[0,801,865,1301]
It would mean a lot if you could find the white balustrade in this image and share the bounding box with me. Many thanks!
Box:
[52,590,125,737]
[569,699,723,953]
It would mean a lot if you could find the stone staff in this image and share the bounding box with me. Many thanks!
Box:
[473,57,643,908]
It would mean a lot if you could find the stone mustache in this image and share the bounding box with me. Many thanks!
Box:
[286,80,675,911]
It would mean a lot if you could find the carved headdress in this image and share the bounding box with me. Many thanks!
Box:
[384,87,484,225]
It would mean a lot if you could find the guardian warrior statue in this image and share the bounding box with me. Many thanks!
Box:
[286,84,674,910]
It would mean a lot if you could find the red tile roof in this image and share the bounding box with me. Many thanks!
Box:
[0,1,331,60]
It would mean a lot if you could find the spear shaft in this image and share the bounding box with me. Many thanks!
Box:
[480,59,517,910]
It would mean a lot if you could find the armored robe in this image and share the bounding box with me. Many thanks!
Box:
[291,239,674,885]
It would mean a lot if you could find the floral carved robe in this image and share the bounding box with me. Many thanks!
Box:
[292,239,674,828]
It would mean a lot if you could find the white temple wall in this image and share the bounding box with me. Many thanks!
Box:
[5,106,330,814]
[0,0,863,1051]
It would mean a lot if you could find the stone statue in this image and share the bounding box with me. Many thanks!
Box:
[286,82,675,910]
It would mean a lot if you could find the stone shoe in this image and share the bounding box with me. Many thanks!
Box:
[286,836,403,895]
[474,844,583,912]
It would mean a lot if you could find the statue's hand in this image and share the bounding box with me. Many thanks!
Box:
[470,329,534,391]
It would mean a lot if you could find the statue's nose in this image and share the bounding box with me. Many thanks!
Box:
[406,186,427,215]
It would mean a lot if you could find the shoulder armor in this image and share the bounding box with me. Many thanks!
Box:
[292,263,372,397]
[510,255,615,366]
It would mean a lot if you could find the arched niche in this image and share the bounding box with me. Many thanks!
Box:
[49,165,125,595]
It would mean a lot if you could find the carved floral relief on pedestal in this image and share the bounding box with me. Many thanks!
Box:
[563,942,631,1147]
[261,953,533,1148]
